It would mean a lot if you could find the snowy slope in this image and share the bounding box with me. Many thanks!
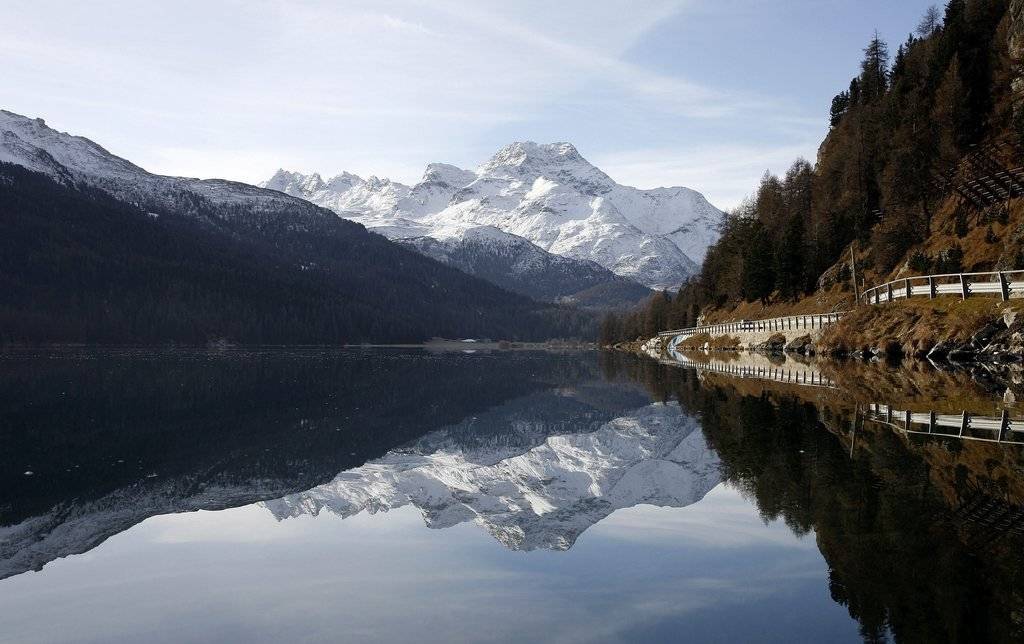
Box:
[399,226,651,306]
[0,110,331,227]
[264,142,722,290]
[263,402,721,551]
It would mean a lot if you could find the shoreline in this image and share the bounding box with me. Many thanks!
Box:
[0,341,598,354]
[619,299,1024,364]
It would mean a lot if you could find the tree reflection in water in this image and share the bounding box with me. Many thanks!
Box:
[605,352,1024,643]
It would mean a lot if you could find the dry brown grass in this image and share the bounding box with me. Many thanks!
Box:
[897,197,1024,277]
[817,297,1024,355]
[701,285,852,325]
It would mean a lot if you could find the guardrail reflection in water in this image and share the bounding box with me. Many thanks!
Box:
[660,352,1024,446]
[864,403,1023,445]
[664,351,836,389]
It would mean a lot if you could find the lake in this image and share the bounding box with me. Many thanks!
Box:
[1,348,1022,643]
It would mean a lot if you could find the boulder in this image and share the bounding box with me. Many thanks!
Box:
[784,335,813,354]
[1003,308,1018,328]
[754,333,787,353]
[969,321,1006,352]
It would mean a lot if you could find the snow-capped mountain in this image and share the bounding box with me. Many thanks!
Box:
[263,142,723,290]
[1,109,604,342]
[263,402,721,551]
[0,110,319,224]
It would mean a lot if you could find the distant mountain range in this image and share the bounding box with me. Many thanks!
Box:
[0,110,591,343]
[263,142,723,292]
[0,109,722,342]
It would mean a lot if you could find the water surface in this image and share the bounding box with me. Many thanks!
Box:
[1,348,1022,643]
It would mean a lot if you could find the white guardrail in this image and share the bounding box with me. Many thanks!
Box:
[860,270,1024,305]
[657,270,1022,343]
[658,312,845,341]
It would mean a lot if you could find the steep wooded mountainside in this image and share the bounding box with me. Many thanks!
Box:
[602,0,1021,344]
[0,162,590,344]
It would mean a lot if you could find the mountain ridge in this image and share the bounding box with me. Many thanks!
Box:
[263,141,723,291]
[0,110,592,343]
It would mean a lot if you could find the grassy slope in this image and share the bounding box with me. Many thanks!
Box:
[697,195,1024,351]
[818,298,1024,355]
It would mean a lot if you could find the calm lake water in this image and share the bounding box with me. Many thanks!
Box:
[1,348,1023,643]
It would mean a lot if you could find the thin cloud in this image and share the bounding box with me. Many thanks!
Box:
[594,140,822,210]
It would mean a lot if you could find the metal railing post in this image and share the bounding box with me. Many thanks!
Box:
[960,274,968,300]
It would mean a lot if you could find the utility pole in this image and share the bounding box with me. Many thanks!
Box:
[849,241,860,306]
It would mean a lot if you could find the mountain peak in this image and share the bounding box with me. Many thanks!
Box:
[259,139,722,290]
[263,169,326,195]
[0,109,144,180]
[481,141,585,173]
[324,171,363,192]
[422,163,475,187]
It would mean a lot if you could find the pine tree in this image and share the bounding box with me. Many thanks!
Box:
[916,5,941,38]
[860,31,890,102]
[830,91,851,126]
[644,290,671,337]
[849,78,862,106]
[775,214,806,299]
[740,219,775,304]
[599,313,620,346]
[933,53,967,165]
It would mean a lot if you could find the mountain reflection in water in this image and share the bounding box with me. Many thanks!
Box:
[264,401,719,551]
[2,347,1024,642]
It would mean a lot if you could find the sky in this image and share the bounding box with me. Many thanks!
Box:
[3,0,938,210]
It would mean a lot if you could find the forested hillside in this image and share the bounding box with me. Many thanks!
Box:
[602,0,1021,345]
[0,164,592,344]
